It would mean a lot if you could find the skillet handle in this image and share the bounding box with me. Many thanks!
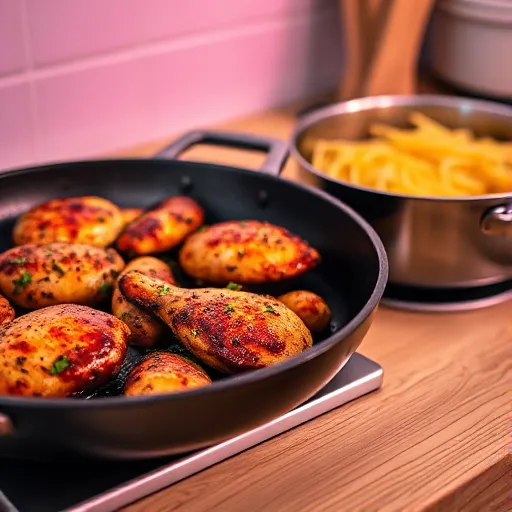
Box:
[153,130,289,176]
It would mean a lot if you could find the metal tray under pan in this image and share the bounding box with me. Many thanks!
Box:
[0,353,382,512]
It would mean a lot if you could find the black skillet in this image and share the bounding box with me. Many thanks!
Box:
[0,131,388,460]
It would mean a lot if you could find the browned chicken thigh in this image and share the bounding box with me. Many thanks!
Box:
[0,304,129,397]
[0,243,124,309]
[179,220,320,284]
[116,196,204,255]
[112,256,175,346]
[118,271,313,374]
[124,352,211,396]
[13,196,124,247]
[0,293,15,325]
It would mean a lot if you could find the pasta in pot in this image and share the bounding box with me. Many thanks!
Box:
[310,112,512,196]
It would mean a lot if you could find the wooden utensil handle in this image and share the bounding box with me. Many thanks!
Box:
[363,0,436,97]
[337,0,435,99]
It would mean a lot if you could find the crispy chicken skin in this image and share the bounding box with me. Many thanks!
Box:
[12,196,124,247]
[120,207,144,229]
[124,352,211,396]
[119,271,313,374]
[0,304,129,397]
[178,220,321,284]
[0,293,15,325]
[277,290,331,332]
[112,256,175,346]
[116,196,204,255]
[0,243,124,309]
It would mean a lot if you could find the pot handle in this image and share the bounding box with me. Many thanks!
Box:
[480,204,512,237]
[154,130,289,177]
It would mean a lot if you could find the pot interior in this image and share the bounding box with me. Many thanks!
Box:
[295,96,512,168]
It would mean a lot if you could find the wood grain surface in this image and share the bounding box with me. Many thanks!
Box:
[112,97,512,512]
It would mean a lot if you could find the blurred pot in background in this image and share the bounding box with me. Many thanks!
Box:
[290,95,512,290]
[427,0,512,100]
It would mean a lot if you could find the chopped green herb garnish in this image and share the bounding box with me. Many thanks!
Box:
[239,221,246,227]
[12,270,32,294]
[50,355,70,375]
[191,329,199,337]
[99,282,113,294]
[226,282,242,291]
[106,252,116,263]
[224,303,235,313]
[96,216,105,223]
[158,285,172,296]
[263,305,278,314]
[197,225,208,232]
[10,257,26,265]
[51,260,65,277]
[120,312,131,322]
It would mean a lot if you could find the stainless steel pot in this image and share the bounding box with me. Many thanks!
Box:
[290,94,512,289]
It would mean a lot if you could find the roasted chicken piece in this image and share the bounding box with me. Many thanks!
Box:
[119,271,313,374]
[0,293,15,325]
[12,196,124,247]
[0,304,129,397]
[277,290,331,332]
[0,243,124,309]
[120,207,144,229]
[178,220,320,284]
[112,256,175,346]
[124,352,211,396]
[116,196,204,255]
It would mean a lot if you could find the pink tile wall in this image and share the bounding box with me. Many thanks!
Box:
[0,84,34,169]
[27,0,331,66]
[0,0,27,76]
[0,0,342,171]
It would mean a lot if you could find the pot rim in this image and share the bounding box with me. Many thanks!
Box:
[290,94,512,203]
[436,0,512,25]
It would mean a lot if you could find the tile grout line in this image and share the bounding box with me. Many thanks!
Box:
[0,5,338,89]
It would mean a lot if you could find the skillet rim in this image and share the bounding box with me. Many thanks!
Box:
[0,158,389,408]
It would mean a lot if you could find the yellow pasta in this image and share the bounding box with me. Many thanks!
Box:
[309,111,512,196]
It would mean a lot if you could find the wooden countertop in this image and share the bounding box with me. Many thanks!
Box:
[116,99,512,512]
